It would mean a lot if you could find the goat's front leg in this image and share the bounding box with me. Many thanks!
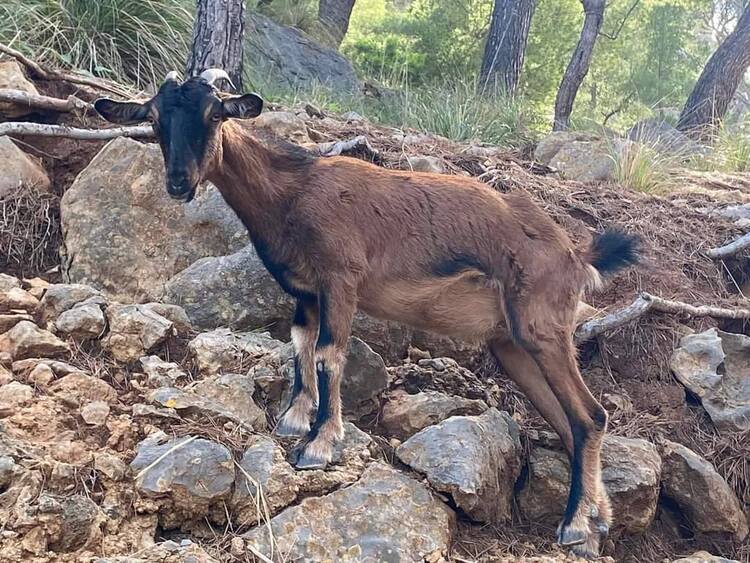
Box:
[292,284,356,470]
[275,297,319,438]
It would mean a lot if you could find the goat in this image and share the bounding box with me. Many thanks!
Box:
[95,70,639,559]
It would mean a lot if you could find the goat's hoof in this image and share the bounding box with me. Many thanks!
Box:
[570,542,600,561]
[593,517,609,541]
[274,419,308,439]
[557,526,586,547]
[292,448,328,470]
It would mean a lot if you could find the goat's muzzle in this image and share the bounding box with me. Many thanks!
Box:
[167,183,196,203]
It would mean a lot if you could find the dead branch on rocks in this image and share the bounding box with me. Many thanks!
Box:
[0,122,153,140]
[0,88,93,114]
[706,232,750,259]
[575,292,750,341]
[315,135,378,158]
[0,43,133,98]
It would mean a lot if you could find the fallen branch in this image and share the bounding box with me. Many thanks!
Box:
[0,121,153,140]
[0,88,93,114]
[706,232,750,259]
[315,135,378,158]
[0,43,132,98]
[575,292,750,341]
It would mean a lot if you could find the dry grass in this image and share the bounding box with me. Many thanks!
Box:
[0,184,61,278]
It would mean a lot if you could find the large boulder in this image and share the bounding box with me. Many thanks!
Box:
[534,131,600,165]
[671,328,750,431]
[163,244,294,333]
[243,462,455,562]
[518,436,661,533]
[0,136,51,197]
[341,337,388,418]
[60,137,248,302]
[672,553,740,563]
[626,118,706,157]
[396,408,521,523]
[246,12,359,93]
[661,440,748,541]
[382,390,488,440]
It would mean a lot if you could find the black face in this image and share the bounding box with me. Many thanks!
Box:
[94,77,263,202]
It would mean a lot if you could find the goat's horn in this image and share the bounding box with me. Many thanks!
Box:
[165,70,180,82]
[199,68,236,90]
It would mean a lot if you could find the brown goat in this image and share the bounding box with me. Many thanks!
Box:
[95,73,638,558]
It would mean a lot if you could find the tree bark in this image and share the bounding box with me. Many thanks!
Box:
[479,0,537,96]
[186,0,245,91]
[677,3,750,138]
[318,0,356,48]
[552,0,606,131]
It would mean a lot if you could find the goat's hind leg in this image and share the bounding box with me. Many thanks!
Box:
[292,284,355,469]
[275,298,319,438]
[528,337,610,559]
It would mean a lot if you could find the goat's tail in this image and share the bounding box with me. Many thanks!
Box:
[583,230,640,288]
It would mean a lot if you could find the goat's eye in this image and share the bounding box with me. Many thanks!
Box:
[211,112,222,122]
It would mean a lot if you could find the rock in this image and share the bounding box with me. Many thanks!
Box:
[188,328,283,375]
[411,331,483,366]
[246,12,359,93]
[0,313,34,333]
[243,462,455,562]
[661,440,748,540]
[12,358,84,379]
[139,355,186,387]
[401,155,445,174]
[80,401,110,426]
[105,304,173,363]
[94,452,128,481]
[671,328,750,431]
[0,273,21,292]
[50,373,118,405]
[0,381,33,408]
[141,303,192,333]
[54,303,106,340]
[671,552,740,563]
[61,137,248,302]
[0,321,69,360]
[163,244,294,333]
[96,540,220,563]
[341,337,388,418]
[130,432,235,529]
[39,283,103,326]
[534,131,599,165]
[351,312,412,363]
[0,455,16,487]
[254,111,310,143]
[551,139,619,183]
[0,136,50,198]
[27,363,54,386]
[626,118,706,157]
[231,436,298,526]
[46,494,101,552]
[518,436,661,533]
[0,60,39,118]
[381,390,488,440]
[149,374,267,430]
[0,287,39,312]
[396,408,521,523]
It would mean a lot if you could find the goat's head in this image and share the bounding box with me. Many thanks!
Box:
[94,70,263,202]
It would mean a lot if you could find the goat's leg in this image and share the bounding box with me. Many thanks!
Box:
[528,337,610,559]
[292,284,356,470]
[275,298,319,438]
[489,338,573,454]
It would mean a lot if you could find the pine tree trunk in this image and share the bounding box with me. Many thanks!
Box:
[479,0,537,96]
[318,0,356,48]
[552,0,605,131]
[186,0,245,90]
[677,4,750,138]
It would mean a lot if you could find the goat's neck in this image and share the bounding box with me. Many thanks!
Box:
[208,121,295,242]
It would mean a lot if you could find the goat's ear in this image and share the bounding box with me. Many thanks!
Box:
[222,93,263,119]
[94,98,150,124]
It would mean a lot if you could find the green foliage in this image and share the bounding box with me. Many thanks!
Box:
[609,138,680,193]
[254,0,318,32]
[0,0,193,89]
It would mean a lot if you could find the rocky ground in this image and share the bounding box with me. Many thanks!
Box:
[1,58,750,562]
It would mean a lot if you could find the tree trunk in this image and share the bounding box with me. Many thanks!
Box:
[677,4,750,138]
[552,0,605,131]
[318,0,356,48]
[186,0,245,91]
[479,0,537,96]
